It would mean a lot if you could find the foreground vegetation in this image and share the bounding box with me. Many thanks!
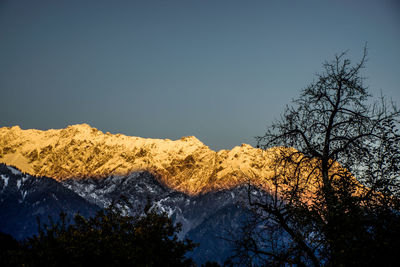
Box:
[0,201,196,267]
[231,48,400,266]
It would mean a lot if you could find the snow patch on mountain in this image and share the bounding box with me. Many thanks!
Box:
[1,175,9,188]
[8,166,21,176]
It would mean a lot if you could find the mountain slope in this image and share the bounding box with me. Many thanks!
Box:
[0,124,281,195]
[62,172,264,265]
[0,164,99,239]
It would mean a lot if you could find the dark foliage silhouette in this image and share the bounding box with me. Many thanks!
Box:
[1,200,196,266]
[232,48,400,266]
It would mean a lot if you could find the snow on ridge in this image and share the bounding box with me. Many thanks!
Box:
[1,175,9,188]
[8,166,21,176]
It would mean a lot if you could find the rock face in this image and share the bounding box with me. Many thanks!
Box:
[0,124,280,195]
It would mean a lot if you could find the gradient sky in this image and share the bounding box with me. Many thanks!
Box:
[1,0,399,150]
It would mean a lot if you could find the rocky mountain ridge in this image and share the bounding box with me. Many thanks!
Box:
[0,124,281,195]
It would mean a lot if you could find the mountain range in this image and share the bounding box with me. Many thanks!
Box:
[0,124,281,195]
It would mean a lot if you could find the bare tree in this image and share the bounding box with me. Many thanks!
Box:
[232,48,400,266]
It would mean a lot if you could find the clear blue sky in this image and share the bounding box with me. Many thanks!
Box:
[1,0,399,150]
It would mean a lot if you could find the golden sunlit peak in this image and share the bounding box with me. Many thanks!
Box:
[240,143,253,148]
[67,123,93,129]
[65,123,99,132]
[180,135,204,144]
[0,124,285,195]
[9,125,21,131]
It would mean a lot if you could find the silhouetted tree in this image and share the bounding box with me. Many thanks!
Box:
[0,232,21,267]
[2,201,196,266]
[233,48,400,266]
